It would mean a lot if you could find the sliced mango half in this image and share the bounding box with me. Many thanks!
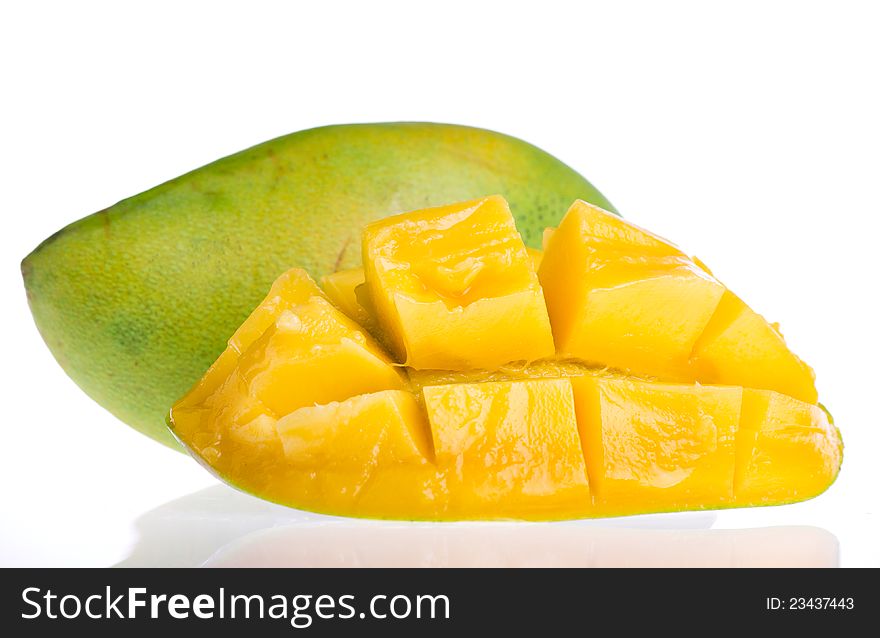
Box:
[170,197,841,520]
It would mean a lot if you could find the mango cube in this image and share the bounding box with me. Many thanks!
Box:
[320,267,374,329]
[268,390,442,518]
[422,378,590,517]
[362,195,554,370]
[571,375,741,513]
[691,291,817,403]
[172,348,280,450]
[171,270,405,447]
[277,390,431,465]
[275,390,435,513]
[229,268,326,355]
[322,252,543,336]
[539,201,725,379]
[735,389,841,503]
[237,295,405,417]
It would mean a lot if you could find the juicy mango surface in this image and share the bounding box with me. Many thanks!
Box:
[22,123,613,448]
[539,201,818,400]
[170,196,841,520]
[362,196,555,369]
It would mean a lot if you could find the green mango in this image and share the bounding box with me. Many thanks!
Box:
[22,122,615,449]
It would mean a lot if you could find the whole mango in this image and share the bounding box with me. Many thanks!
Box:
[22,122,614,448]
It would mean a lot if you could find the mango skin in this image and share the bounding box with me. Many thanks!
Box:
[21,122,615,449]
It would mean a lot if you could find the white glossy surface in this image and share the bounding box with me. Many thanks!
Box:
[115,485,839,568]
[2,1,878,567]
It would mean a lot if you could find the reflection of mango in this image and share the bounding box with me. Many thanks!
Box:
[170,196,842,520]
[202,523,838,568]
[22,123,612,448]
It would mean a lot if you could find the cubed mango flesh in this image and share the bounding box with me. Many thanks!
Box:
[422,378,590,518]
[735,389,841,504]
[321,248,542,337]
[362,195,554,370]
[539,200,726,380]
[170,269,406,466]
[228,268,326,355]
[169,197,841,521]
[691,291,817,403]
[540,201,818,402]
[273,390,437,516]
[319,268,373,328]
[525,247,543,270]
[236,296,405,417]
[571,375,740,515]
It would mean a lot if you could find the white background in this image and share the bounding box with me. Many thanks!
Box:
[1,1,877,567]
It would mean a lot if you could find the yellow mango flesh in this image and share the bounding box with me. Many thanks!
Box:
[691,291,817,403]
[539,201,725,380]
[572,375,740,515]
[539,200,818,402]
[736,389,841,504]
[320,250,544,344]
[563,257,725,379]
[423,378,590,518]
[171,269,406,465]
[237,298,404,416]
[526,247,543,270]
[175,377,591,520]
[228,267,328,355]
[406,358,598,392]
[170,196,840,521]
[319,268,374,328]
[273,390,438,517]
[361,195,554,370]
